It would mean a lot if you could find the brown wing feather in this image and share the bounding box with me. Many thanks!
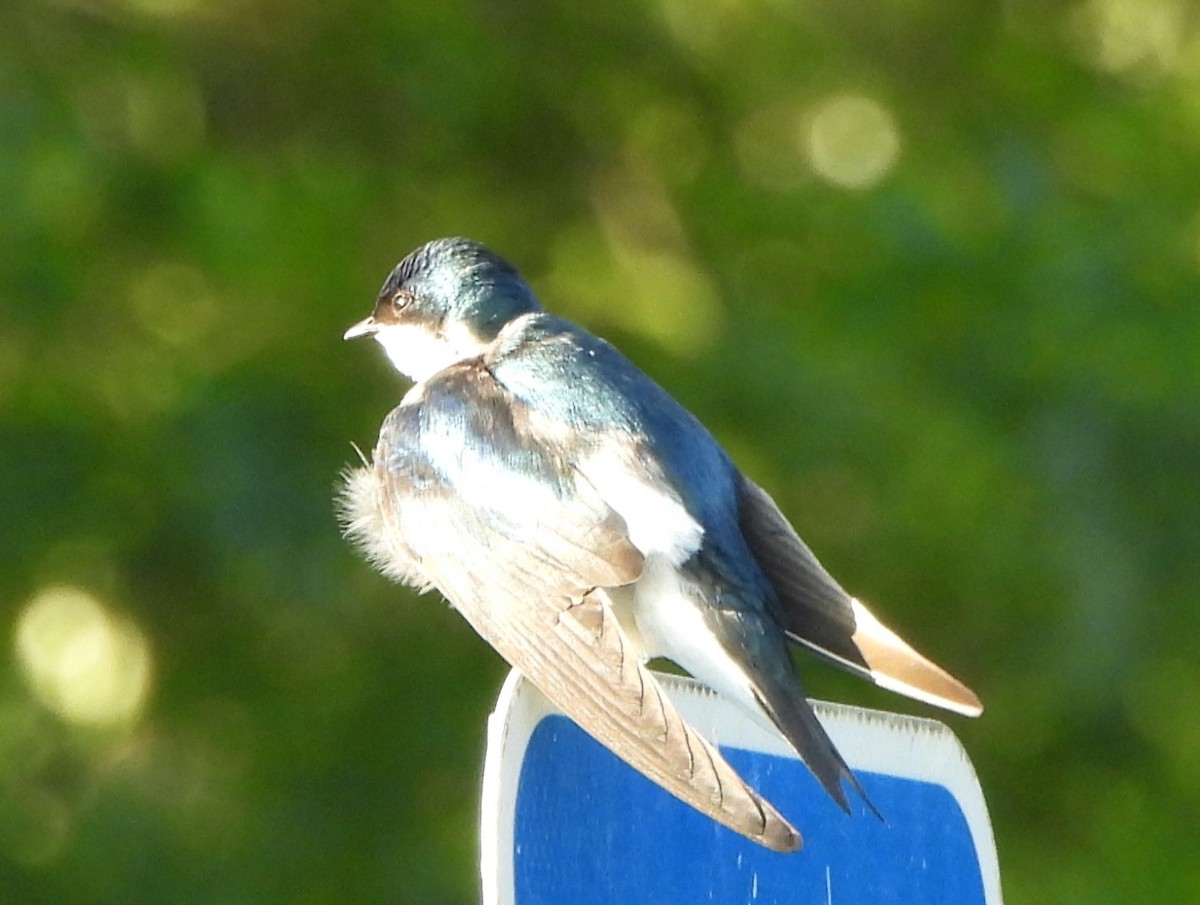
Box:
[398,484,804,850]
[738,474,982,717]
[430,557,802,851]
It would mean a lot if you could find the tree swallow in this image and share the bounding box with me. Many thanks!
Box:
[339,237,982,852]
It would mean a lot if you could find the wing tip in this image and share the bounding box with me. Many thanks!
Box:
[768,828,803,853]
[849,598,984,718]
[871,671,983,716]
[753,813,803,853]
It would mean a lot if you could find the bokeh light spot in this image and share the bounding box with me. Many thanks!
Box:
[74,69,205,164]
[1070,0,1185,77]
[123,73,206,162]
[128,260,219,347]
[123,0,202,17]
[805,93,901,190]
[658,0,741,57]
[544,162,723,357]
[14,586,153,729]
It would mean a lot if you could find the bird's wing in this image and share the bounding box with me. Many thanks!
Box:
[489,321,879,813]
[737,474,983,717]
[373,363,803,851]
[429,557,801,852]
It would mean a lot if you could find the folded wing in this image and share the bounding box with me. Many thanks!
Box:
[368,362,804,851]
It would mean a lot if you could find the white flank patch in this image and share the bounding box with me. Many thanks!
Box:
[579,449,703,563]
[631,555,766,730]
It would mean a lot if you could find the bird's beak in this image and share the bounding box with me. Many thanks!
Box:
[343,316,378,341]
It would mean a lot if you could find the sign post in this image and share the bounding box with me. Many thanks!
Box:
[481,669,1001,905]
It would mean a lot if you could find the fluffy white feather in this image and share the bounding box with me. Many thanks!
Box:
[337,465,432,591]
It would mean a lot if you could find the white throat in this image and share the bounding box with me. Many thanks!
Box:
[373,320,490,383]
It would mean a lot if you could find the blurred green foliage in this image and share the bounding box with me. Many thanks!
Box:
[2,0,1199,901]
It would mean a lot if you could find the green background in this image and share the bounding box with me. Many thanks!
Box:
[2,1,1198,902]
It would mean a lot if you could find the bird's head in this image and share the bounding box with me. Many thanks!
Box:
[344,237,542,382]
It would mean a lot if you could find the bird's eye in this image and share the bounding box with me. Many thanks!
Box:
[391,290,412,309]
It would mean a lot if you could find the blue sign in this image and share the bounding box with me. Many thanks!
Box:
[481,671,1002,905]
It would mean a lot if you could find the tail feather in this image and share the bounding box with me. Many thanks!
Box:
[738,474,982,717]
[751,680,881,820]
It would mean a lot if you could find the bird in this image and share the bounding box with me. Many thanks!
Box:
[338,237,982,852]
